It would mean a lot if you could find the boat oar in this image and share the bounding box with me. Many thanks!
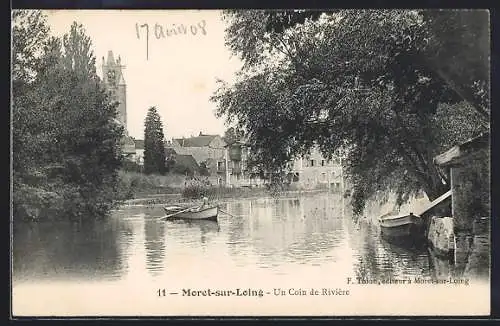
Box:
[161,206,196,220]
[219,208,237,218]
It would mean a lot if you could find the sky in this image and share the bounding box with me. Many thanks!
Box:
[44,10,243,140]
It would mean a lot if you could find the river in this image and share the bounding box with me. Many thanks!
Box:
[12,193,489,316]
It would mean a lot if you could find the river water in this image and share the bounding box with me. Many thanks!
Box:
[12,193,490,316]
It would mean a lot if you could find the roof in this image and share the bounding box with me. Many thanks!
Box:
[134,139,144,149]
[175,154,200,170]
[434,132,490,167]
[174,135,219,147]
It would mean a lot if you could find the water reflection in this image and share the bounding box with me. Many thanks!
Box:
[13,218,127,282]
[12,193,486,287]
[349,218,431,281]
[144,216,166,276]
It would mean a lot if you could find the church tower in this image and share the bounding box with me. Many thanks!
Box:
[102,51,136,157]
[102,50,127,134]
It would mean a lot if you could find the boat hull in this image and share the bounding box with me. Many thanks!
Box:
[164,205,218,222]
[379,214,425,240]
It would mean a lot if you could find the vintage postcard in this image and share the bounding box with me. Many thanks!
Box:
[11,9,491,316]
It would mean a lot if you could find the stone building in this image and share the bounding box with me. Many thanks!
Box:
[287,147,343,191]
[102,50,135,157]
[224,140,266,187]
[170,133,227,185]
[224,141,343,190]
[433,131,490,278]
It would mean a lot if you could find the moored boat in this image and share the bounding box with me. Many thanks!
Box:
[378,212,425,240]
[163,205,219,222]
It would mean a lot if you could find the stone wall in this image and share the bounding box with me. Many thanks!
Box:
[450,148,490,232]
[427,216,454,257]
[449,148,490,278]
[455,216,491,278]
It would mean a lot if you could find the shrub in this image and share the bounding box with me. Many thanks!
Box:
[182,179,210,199]
[122,160,143,173]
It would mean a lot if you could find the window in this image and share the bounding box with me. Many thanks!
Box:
[321,172,327,182]
[217,161,224,170]
[321,160,325,166]
[310,160,315,167]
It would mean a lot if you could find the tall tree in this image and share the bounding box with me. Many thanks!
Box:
[213,10,489,214]
[143,106,166,175]
[12,14,124,221]
[54,22,124,218]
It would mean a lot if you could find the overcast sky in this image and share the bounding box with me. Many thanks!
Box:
[45,10,242,140]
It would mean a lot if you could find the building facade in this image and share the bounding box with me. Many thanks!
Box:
[224,141,343,190]
[288,147,343,191]
[169,133,227,185]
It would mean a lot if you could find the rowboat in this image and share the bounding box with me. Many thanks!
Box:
[163,205,219,222]
[378,212,425,240]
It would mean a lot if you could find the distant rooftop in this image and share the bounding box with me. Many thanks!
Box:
[175,154,200,170]
[174,133,220,147]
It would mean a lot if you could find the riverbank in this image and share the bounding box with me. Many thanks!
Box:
[118,170,345,207]
[120,188,337,207]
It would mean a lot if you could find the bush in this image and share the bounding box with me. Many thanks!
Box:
[122,160,143,173]
[13,184,64,221]
[118,171,183,198]
[182,179,210,199]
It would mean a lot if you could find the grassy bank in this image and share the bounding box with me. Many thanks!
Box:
[118,171,185,199]
[118,171,343,207]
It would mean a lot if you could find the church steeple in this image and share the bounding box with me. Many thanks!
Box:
[102,50,127,135]
[106,50,116,66]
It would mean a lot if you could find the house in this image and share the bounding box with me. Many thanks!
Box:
[171,133,227,184]
[224,140,343,190]
[287,146,343,191]
[434,132,490,233]
[433,131,490,277]
[224,140,266,187]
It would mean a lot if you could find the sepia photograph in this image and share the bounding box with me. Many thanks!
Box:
[11,9,491,316]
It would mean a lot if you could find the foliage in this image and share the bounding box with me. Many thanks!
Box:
[143,106,166,175]
[12,12,124,221]
[223,126,245,145]
[213,10,490,215]
[122,160,143,173]
[181,179,210,199]
[198,161,210,176]
[12,10,50,84]
[117,171,180,198]
[420,10,490,120]
[165,155,176,173]
[171,161,196,176]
